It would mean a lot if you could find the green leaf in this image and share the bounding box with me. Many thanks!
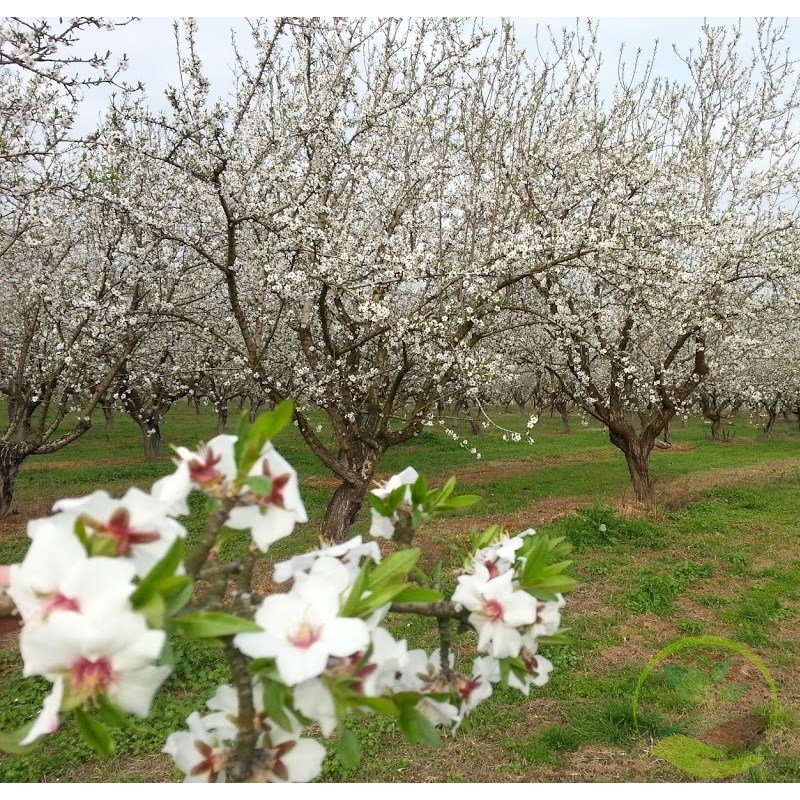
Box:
[130,538,186,609]
[137,593,166,629]
[431,476,457,508]
[355,695,398,716]
[0,722,37,755]
[87,534,119,558]
[73,517,90,551]
[96,695,127,729]
[340,561,371,617]
[439,494,480,510]
[651,735,762,779]
[233,413,249,466]
[384,484,408,514]
[235,402,294,476]
[392,587,443,604]
[369,548,420,590]
[262,679,293,730]
[74,708,116,758]
[410,473,427,506]
[172,611,261,639]
[159,637,177,668]
[520,534,550,582]
[246,476,273,495]
[337,727,361,770]
[366,492,390,517]
[163,576,194,617]
[398,705,442,748]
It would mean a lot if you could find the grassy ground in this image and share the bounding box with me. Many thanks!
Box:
[1,404,799,782]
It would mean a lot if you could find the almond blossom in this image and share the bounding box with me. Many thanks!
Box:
[20,678,64,745]
[452,568,538,658]
[368,467,419,539]
[167,434,308,551]
[163,711,230,783]
[20,610,170,716]
[31,489,187,577]
[7,526,136,625]
[273,535,381,584]
[233,575,370,685]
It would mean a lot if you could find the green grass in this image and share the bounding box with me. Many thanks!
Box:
[1,404,800,782]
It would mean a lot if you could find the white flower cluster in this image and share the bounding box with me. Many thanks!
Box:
[156,433,308,551]
[452,529,562,692]
[7,487,184,744]
[164,683,325,783]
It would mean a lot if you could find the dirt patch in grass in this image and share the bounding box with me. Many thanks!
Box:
[303,449,618,491]
[20,456,154,473]
[413,496,594,564]
[0,499,52,539]
[529,742,681,782]
[59,753,174,783]
[659,458,800,509]
[593,612,678,671]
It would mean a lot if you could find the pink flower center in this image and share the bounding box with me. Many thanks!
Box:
[289,621,321,649]
[259,460,291,509]
[484,559,500,579]
[483,599,504,622]
[86,508,160,556]
[70,656,114,697]
[521,648,539,672]
[455,674,481,702]
[188,448,224,487]
[42,592,80,617]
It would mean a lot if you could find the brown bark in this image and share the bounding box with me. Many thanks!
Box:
[608,429,655,504]
[0,444,24,518]
[321,479,369,542]
[133,417,162,459]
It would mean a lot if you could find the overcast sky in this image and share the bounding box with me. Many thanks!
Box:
[60,17,800,129]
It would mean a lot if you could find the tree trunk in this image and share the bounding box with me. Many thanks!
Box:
[248,401,263,423]
[216,404,228,435]
[663,420,672,445]
[101,403,115,430]
[609,430,655,504]
[623,443,654,503]
[321,479,369,542]
[763,408,777,436]
[0,445,24,519]
[135,419,162,459]
[710,417,721,440]
[555,401,570,433]
[320,445,384,542]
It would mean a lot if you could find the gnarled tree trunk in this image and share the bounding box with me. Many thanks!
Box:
[609,428,656,504]
[321,479,369,542]
[321,445,384,542]
[0,444,25,519]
